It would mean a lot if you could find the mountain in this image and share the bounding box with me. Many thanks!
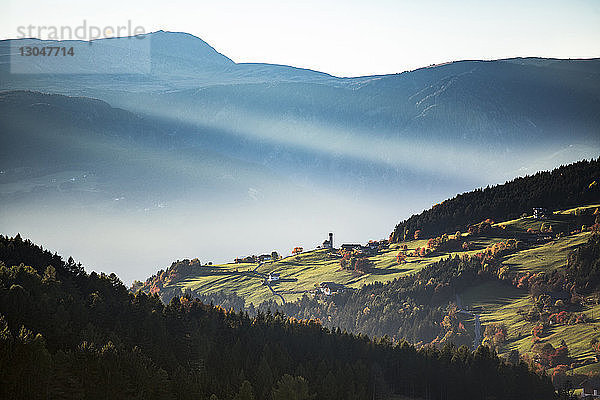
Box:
[2,32,598,180]
[133,159,600,391]
[3,32,599,181]
[390,158,600,240]
[1,31,599,396]
[0,31,337,89]
[1,31,599,284]
[0,90,292,206]
[0,234,555,399]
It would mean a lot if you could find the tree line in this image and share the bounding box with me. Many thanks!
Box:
[0,234,554,399]
[390,158,600,241]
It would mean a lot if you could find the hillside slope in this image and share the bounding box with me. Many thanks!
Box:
[0,90,297,206]
[2,33,599,183]
[2,32,599,285]
[135,159,600,391]
[0,234,554,399]
[390,158,600,240]
[137,206,600,390]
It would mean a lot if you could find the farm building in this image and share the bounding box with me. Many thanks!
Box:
[319,282,346,296]
[533,207,550,219]
[258,254,272,262]
[580,378,600,398]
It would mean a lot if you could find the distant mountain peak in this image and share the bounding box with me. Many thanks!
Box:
[143,30,235,65]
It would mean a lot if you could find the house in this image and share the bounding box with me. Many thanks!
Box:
[533,208,550,220]
[581,386,600,399]
[235,255,257,264]
[319,282,346,295]
[267,273,280,282]
[363,241,381,255]
[258,254,272,262]
[580,378,600,398]
[341,244,362,251]
[367,241,379,250]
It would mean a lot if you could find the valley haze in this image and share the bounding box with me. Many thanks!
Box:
[0,31,599,284]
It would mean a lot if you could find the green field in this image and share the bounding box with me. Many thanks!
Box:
[169,209,594,307]
[460,228,597,366]
[172,237,509,305]
[174,247,438,305]
[161,205,600,369]
[477,294,600,365]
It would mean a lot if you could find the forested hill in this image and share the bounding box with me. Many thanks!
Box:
[0,234,555,399]
[390,158,600,241]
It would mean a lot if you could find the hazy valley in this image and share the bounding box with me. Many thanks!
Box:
[1,32,599,283]
[1,28,600,399]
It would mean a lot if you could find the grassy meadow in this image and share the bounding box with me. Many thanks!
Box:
[164,205,600,367]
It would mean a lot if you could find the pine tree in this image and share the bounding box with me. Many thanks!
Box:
[234,380,255,400]
[271,374,314,400]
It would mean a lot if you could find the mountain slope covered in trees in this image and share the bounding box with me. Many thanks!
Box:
[133,159,600,394]
[0,234,555,399]
[390,158,600,241]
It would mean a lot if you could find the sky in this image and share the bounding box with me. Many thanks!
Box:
[2,0,599,77]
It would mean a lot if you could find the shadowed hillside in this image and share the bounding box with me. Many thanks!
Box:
[390,158,600,241]
[0,234,555,399]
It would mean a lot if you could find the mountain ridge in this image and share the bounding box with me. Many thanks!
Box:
[2,31,600,79]
[2,30,599,286]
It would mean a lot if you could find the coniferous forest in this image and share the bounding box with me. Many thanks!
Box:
[390,159,600,241]
[1,3,599,397]
[0,234,555,399]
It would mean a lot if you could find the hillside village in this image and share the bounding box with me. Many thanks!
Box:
[128,159,600,395]
[2,158,598,398]
[131,202,600,394]
[135,203,596,304]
